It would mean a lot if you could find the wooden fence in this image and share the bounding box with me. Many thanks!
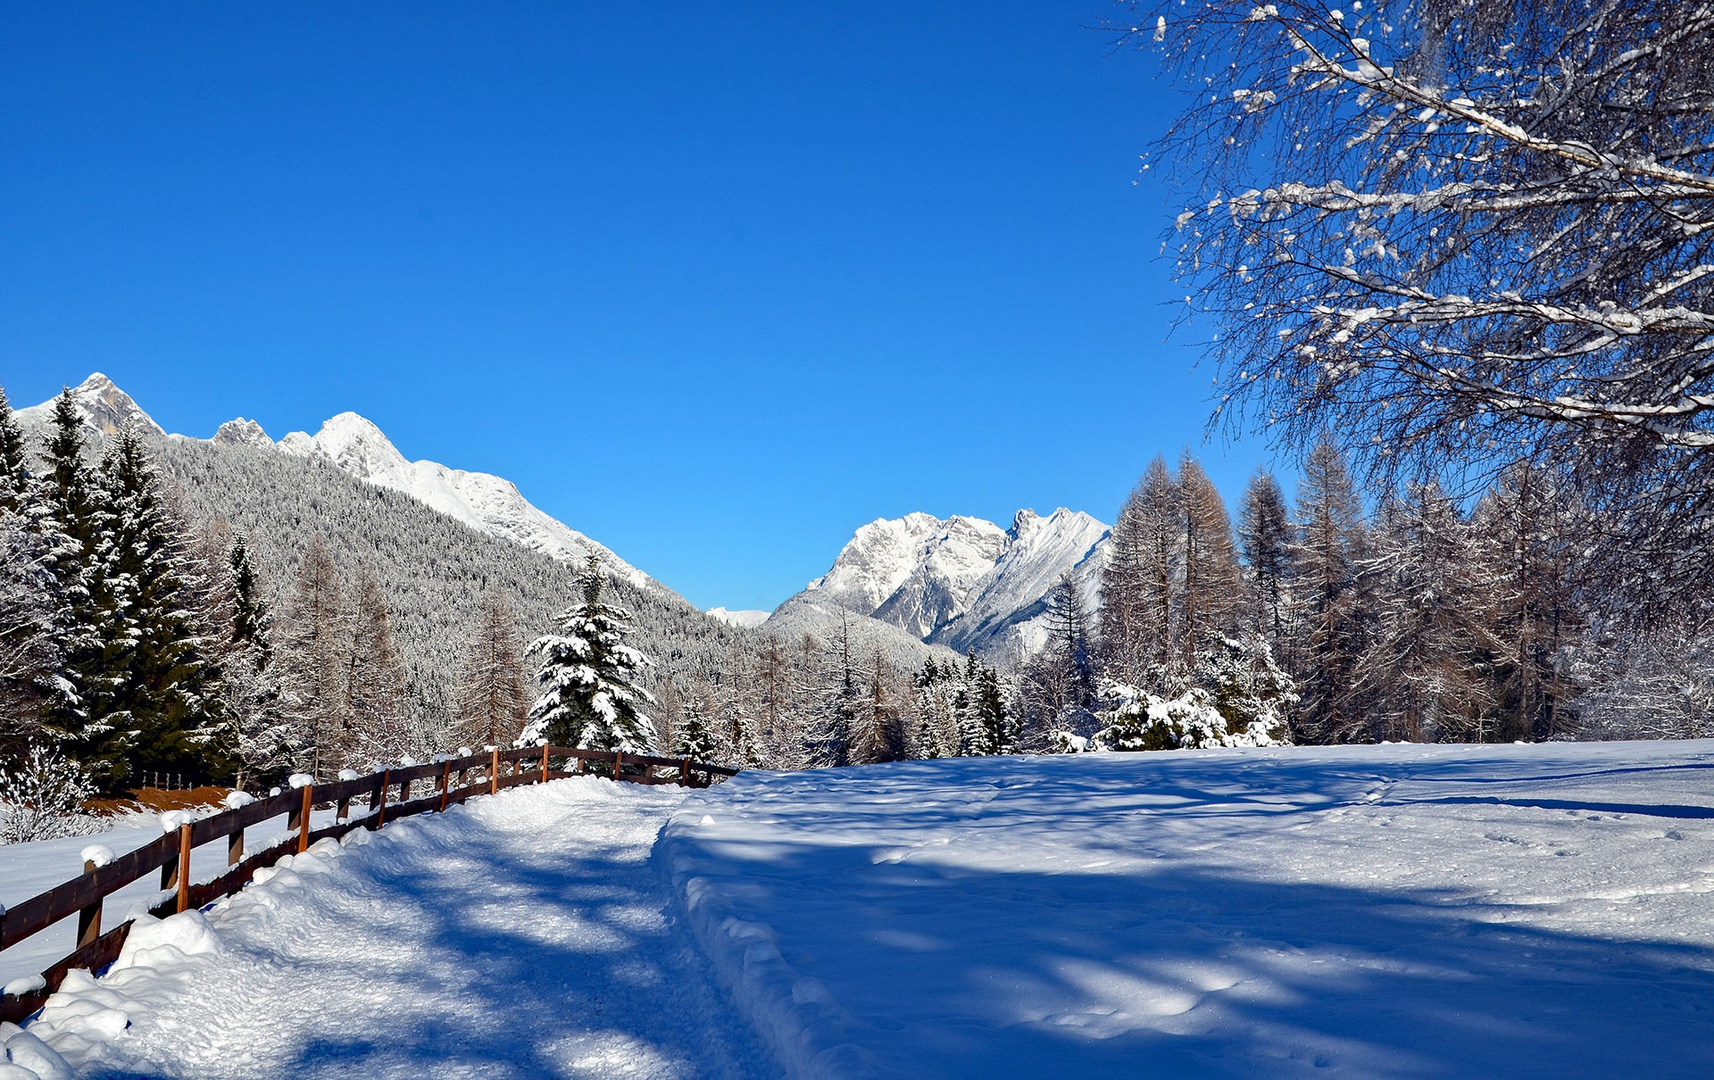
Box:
[0,745,737,1024]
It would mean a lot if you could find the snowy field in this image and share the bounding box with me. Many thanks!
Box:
[6,779,773,1080]
[6,743,1714,1079]
[663,742,1714,1079]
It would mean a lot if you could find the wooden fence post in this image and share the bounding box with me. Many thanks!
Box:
[374,771,391,829]
[296,784,313,853]
[77,856,103,948]
[678,757,690,787]
[611,751,623,780]
[438,760,451,812]
[228,823,244,867]
[175,823,193,913]
[540,744,550,784]
[490,748,499,794]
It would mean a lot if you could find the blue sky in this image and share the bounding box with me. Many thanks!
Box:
[1,1,1277,611]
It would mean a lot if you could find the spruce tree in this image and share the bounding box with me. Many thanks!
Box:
[1098,456,1179,682]
[35,390,103,763]
[0,387,30,514]
[1238,470,1295,644]
[93,427,222,784]
[523,557,657,752]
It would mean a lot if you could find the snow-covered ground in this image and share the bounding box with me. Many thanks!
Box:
[663,742,1714,1079]
[9,779,773,1080]
[0,808,335,990]
[10,743,1714,1079]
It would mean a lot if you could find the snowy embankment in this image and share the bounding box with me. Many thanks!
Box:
[662,742,1714,1080]
[5,778,772,1080]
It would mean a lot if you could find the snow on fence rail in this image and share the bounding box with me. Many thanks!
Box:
[0,745,737,1024]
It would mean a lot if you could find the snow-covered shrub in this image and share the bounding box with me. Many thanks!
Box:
[1090,636,1293,751]
[0,743,94,845]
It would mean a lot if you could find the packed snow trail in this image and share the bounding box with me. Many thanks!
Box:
[21,777,777,1080]
[664,742,1714,1080]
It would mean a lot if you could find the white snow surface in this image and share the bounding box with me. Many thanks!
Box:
[794,508,1109,658]
[663,741,1714,1079]
[21,778,772,1080]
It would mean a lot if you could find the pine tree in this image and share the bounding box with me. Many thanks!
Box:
[523,557,657,752]
[280,534,351,780]
[347,561,412,765]
[454,586,532,748]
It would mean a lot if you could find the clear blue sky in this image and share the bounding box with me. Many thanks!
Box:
[1,1,1277,611]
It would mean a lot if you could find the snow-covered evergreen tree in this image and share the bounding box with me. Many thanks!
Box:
[1238,469,1294,646]
[523,557,657,753]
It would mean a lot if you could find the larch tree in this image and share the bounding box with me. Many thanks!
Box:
[1099,456,1179,681]
[523,557,657,753]
[1178,452,1242,660]
[280,534,350,780]
[1290,438,1369,742]
[346,561,412,766]
[454,585,532,749]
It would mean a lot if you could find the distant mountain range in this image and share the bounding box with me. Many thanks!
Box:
[21,374,1108,669]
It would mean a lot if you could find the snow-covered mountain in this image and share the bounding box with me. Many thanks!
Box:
[273,412,651,589]
[22,374,653,592]
[784,507,1110,661]
[706,607,771,630]
[16,372,163,439]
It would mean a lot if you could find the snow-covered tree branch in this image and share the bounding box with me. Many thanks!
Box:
[1139,0,1714,611]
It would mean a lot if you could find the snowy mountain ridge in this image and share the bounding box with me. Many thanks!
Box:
[786,506,1111,659]
[22,374,654,592]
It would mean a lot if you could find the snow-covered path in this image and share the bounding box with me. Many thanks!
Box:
[23,777,777,1080]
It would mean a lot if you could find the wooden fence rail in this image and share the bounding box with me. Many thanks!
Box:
[0,746,736,1023]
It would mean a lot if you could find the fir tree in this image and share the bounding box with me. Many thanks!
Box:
[523,557,657,752]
